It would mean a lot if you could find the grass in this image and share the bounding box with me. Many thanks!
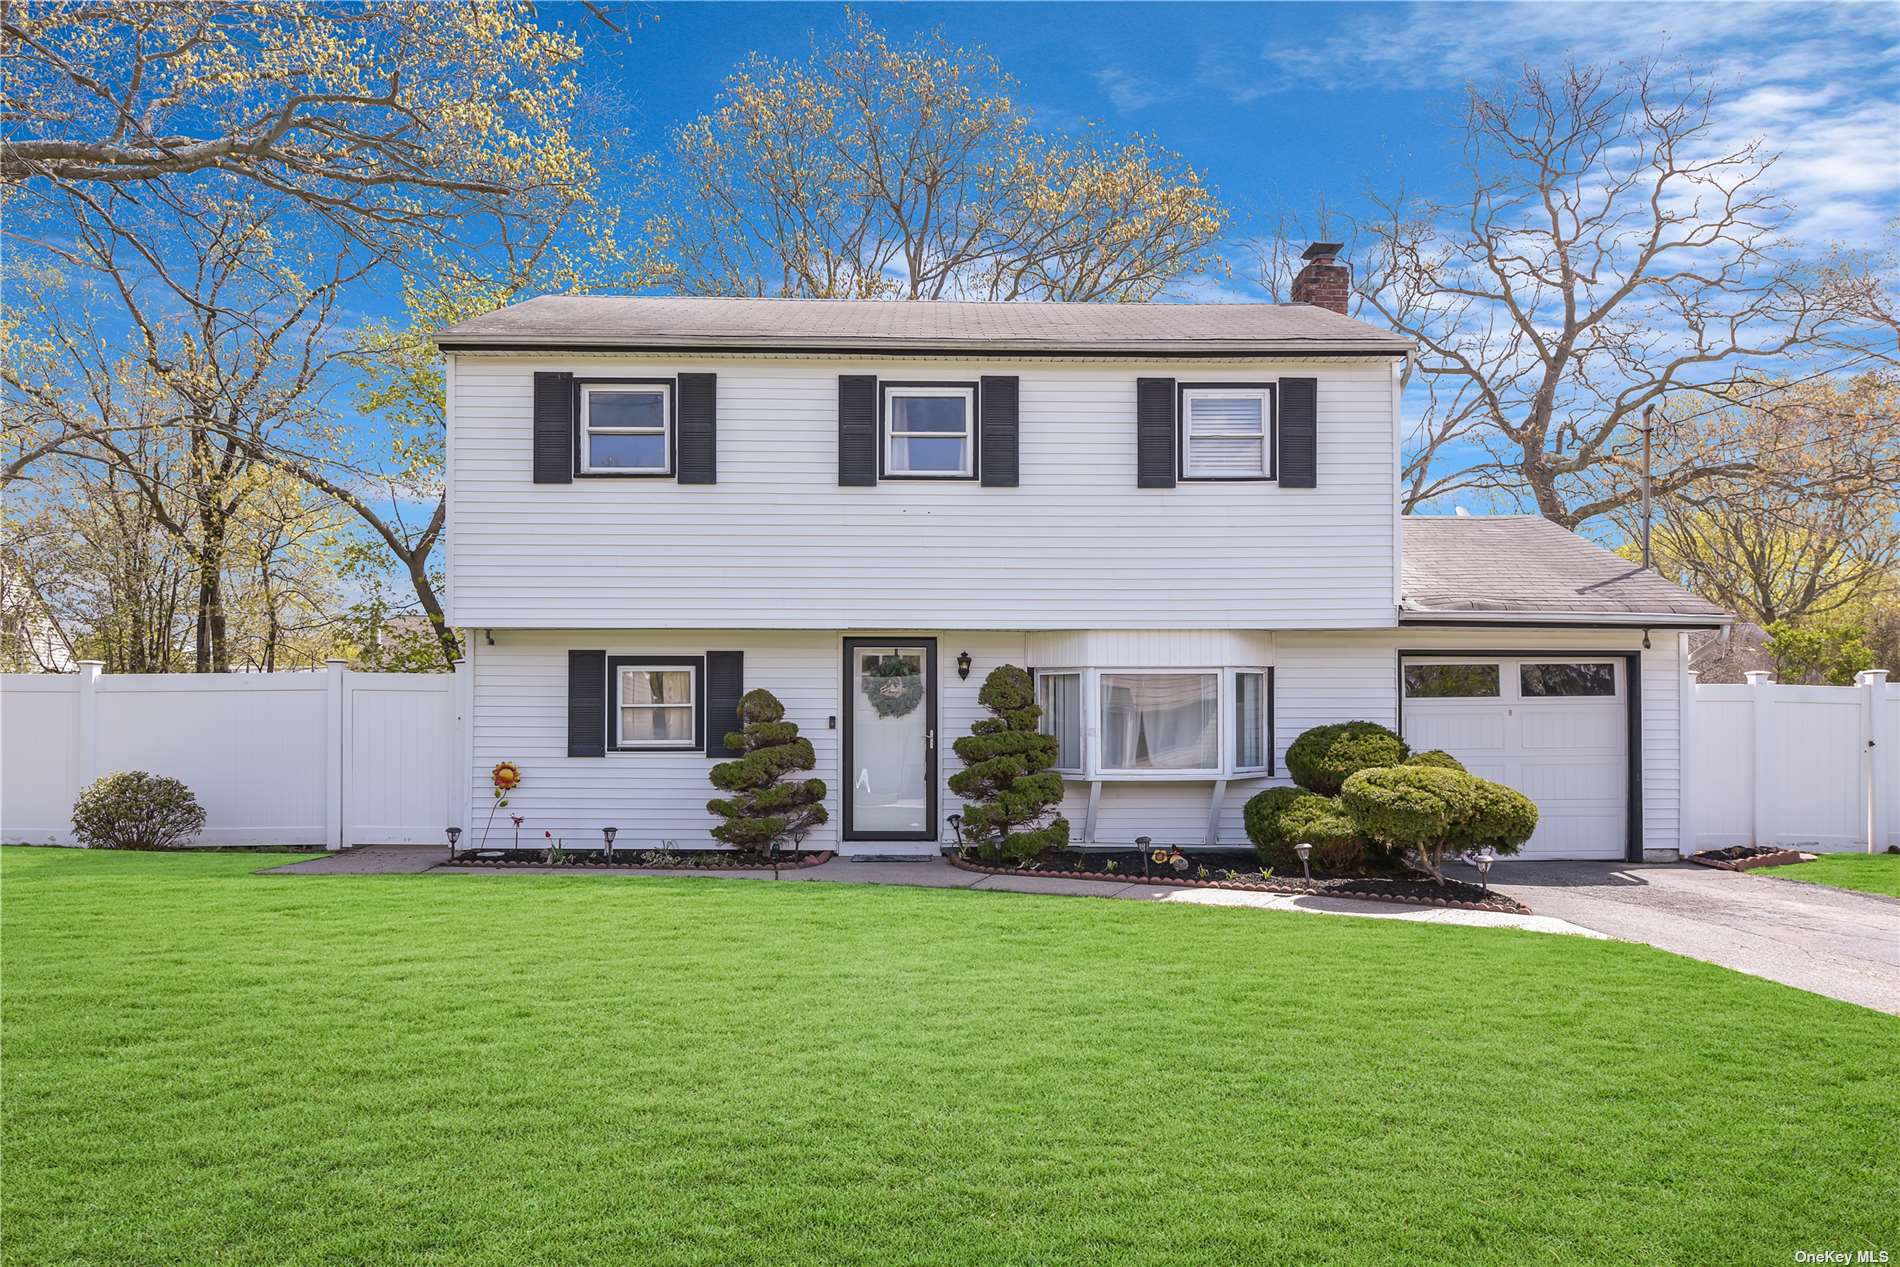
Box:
[4,850,1895,1266]
[1755,850,1900,898]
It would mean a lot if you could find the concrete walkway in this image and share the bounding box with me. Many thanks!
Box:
[271,847,1597,936]
[1480,860,1900,1014]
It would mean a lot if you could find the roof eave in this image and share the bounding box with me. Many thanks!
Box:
[1399,607,1732,630]
[432,334,1413,358]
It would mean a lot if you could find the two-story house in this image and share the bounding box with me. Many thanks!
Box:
[435,248,1727,863]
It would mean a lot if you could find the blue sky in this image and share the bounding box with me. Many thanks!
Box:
[578,0,1898,300]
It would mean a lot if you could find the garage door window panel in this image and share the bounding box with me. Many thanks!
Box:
[1403,663,1500,699]
[1520,662,1617,698]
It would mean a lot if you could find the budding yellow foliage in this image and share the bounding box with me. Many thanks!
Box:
[654,8,1229,301]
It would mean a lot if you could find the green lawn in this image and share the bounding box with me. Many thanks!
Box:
[4,850,1895,1266]
[1755,850,1900,898]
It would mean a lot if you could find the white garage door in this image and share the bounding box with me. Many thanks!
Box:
[1400,656,1628,860]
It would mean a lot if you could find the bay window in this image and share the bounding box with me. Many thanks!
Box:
[1032,667,1272,778]
[1101,672,1220,771]
[1038,672,1083,773]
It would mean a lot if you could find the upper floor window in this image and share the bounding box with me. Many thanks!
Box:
[884,384,974,478]
[582,383,671,475]
[1181,386,1272,479]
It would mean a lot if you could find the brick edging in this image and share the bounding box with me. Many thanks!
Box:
[441,849,837,872]
[945,855,1531,915]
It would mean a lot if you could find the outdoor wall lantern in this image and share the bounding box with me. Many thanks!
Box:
[602,826,618,861]
[1474,851,1495,893]
[1294,841,1313,882]
[956,650,972,680]
[445,826,462,860]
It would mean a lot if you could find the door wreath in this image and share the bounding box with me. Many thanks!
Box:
[862,656,924,718]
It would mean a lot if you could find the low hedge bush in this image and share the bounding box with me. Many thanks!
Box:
[1285,722,1409,795]
[71,771,206,850]
[1242,786,1365,873]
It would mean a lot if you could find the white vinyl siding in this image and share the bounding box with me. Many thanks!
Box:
[446,356,1398,629]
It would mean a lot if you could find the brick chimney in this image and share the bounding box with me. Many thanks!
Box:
[1290,241,1350,314]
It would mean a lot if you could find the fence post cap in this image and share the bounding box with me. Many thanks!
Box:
[1855,669,1891,686]
[1744,671,1776,686]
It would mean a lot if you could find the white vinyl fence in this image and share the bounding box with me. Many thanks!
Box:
[1688,669,1899,853]
[1,661,463,848]
[1,661,1894,856]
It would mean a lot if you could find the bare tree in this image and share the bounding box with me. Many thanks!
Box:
[1345,60,1866,525]
[652,9,1227,301]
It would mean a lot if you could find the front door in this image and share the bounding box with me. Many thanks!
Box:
[843,639,937,840]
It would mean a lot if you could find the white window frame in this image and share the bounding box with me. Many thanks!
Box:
[883,385,975,478]
[615,661,698,749]
[1037,671,1085,774]
[1032,667,1276,782]
[582,382,672,475]
[1180,387,1272,480]
[1233,668,1270,773]
[1096,668,1224,777]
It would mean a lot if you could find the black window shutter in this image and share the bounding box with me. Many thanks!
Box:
[567,650,606,757]
[1279,377,1317,488]
[677,372,717,484]
[838,375,877,486]
[1136,377,1176,488]
[978,375,1019,487]
[705,651,745,758]
[533,371,575,484]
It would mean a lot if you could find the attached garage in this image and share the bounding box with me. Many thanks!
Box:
[1399,654,1635,861]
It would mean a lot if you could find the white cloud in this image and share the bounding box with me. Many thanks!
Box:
[1091,65,1174,114]
[1255,2,1899,247]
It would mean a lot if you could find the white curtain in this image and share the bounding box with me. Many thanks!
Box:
[1101,674,1217,769]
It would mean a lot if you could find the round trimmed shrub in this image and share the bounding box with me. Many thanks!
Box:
[1285,722,1410,795]
[1404,749,1466,773]
[1339,765,1538,884]
[1339,765,1474,848]
[1448,778,1538,853]
[1242,786,1364,873]
[71,771,206,850]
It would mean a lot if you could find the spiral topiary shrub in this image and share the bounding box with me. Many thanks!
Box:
[948,665,1069,865]
[71,771,206,850]
[1404,749,1466,773]
[706,688,828,857]
[1285,722,1409,795]
[1242,786,1365,873]
[1339,765,1536,884]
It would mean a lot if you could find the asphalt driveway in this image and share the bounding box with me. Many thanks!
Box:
[1480,861,1900,1014]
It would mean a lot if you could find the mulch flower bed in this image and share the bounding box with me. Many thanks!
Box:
[1688,845,1812,872]
[442,849,834,871]
[949,849,1530,914]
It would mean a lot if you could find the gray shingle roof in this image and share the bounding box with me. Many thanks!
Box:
[1401,516,1731,625]
[435,296,1412,355]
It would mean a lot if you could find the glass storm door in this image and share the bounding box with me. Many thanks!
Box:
[843,639,937,840]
